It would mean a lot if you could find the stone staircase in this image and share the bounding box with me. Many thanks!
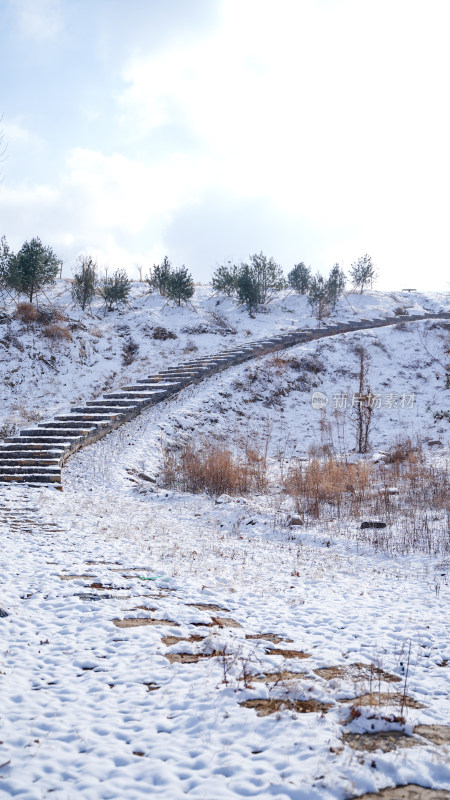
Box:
[1,311,448,486]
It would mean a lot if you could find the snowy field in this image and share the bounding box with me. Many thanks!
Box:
[0,287,450,799]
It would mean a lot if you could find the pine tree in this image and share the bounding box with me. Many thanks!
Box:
[236,265,261,316]
[71,255,98,311]
[326,263,346,309]
[166,266,195,306]
[99,269,131,310]
[242,252,285,304]
[211,261,239,296]
[147,256,172,296]
[0,236,13,290]
[350,254,377,294]
[307,273,329,321]
[7,237,61,302]
[288,262,311,294]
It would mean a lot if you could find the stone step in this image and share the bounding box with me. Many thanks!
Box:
[102,391,166,400]
[0,473,61,484]
[36,422,99,430]
[122,384,174,392]
[1,442,67,451]
[6,436,75,445]
[0,465,61,474]
[0,455,61,465]
[56,414,120,422]
[84,400,139,409]
[135,380,180,386]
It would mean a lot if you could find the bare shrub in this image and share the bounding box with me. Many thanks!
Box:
[122,339,139,366]
[161,438,267,496]
[384,436,421,465]
[42,323,72,341]
[152,326,177,341]
[284,458,373,519]
[15,302,38,323]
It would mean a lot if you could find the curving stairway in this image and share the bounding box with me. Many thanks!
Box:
[0,312,448,487]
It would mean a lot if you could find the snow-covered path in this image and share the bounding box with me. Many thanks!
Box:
[0,484,449,799]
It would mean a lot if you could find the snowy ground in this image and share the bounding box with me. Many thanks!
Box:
[0,288,449,799]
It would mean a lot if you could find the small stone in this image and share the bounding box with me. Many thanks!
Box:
[361,521,387,530]
[0,608,8,617]
[289,515,303,526]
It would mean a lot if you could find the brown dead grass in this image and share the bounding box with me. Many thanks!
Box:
[251,670,307,683]
[413,724,450,746]
[186,603,230,612]
[347,786,450,799]
[344,692,426,709]
[240,698,333,716]
[112,618,177,628]
[161,634,205,647]
[315,663,401,683]
[161,437,268,496]
[43,323,72,341]
[265,648,310,659]
[245,633,293,644]
[343,730,417,752]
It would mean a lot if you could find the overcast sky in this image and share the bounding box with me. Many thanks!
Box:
[1,0,449,289]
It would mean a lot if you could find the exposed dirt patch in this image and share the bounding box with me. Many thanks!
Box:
[187,603,230,612]
[88,582,129,591]
[192,616,241,629]
[245,633,293,644]
[343,730,418,752]
[59,574,94,581]
[348,785,450,799]
[413,725,450,746]
[165,650,224,665]
[143,682,159,692]
[251,670,307,683]
[131,606,158,612]
[161,634,205,647]
[240,698,333,717]
[315,663,401,683]
[344,692,426,709]
[112,618,178,628]
[265,648,310,659]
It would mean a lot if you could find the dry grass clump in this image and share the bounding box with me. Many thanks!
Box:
[284,458,373,519]
[152,326,177,341]
[15,302,66,326]
[384,436,421,465]
[42,323,72,341]
[15,302,38,323]
[161,437,268,496]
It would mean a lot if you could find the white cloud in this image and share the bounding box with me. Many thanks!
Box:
[116,0,450,287]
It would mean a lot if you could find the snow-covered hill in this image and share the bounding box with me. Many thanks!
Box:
[0,284,449,800]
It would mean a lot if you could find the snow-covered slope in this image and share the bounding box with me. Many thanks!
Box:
[0,285,449,800]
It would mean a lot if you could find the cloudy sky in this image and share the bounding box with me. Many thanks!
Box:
[1,0,449,289]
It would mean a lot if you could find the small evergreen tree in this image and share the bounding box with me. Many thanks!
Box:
[147,256,172,296]
[71,255,98,311]
[165,266,195,306]
[6,237,61,302]
[327,263,346,309]
[288,262,311,294]
[307,273,329,322]
[350,254,377,293]
[242,252,285,304]
[236,265,261,316]
[99,269,131,310]
[0,236,13,289]
[211,261,239,296]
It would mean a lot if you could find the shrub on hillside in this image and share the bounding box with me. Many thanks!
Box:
[72,255,98,310]
[98,270,131,310]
